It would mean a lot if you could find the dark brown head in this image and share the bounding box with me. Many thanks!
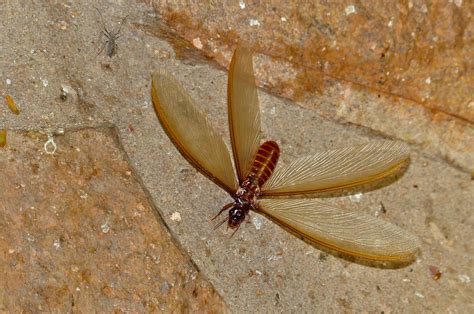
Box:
[227,198,251,229]
[228,207,246,228]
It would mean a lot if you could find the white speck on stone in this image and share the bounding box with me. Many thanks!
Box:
[345,5,356,15]
[53,239,61,250]
[239,0,246,9]
[27,234,35,242]
[8,249,15,254]
[249,19,260,27]
[402,278,411,282]
[414,292,424,298]
[76,287,80,292]
[6,78,12,85]
[408,1,413,9]
[425,77,431,84]
[101,223,110,233]
[454,0,462,7]
[421,4,428,13]
[160,281,170,294]
[459,274,471,283]
[270,106,276,115]
[388,19,394,27]
[136,203,146,211]
[60,84,76,98]
[41,78,48,87]
[252,216,263,230]
[170,211,182,222]
[281,16,287,22]
[192,37,203,49]
[255,270,263,275]
[348,192,363,202]
[267,255,282,262]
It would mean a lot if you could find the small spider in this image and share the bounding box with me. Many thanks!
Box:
[95,7,128,58]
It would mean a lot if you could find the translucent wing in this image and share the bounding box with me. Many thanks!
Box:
[151,70,238,194]
[257,198,420,262]
[228,46,262,182]
[262,142,409,197]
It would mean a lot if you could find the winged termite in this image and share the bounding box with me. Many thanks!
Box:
[151,46,420,263]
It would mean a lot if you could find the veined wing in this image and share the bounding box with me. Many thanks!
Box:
[262,141,409,197]
[228,46,262,182]
[257,198,420,262]
[152,70,238,194]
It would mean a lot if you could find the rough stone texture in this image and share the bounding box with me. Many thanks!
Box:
[0,129,226,312]
[152,0,473,172]
[1,0,473,312]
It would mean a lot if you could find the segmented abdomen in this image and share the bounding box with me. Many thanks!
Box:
[249,141,280,187]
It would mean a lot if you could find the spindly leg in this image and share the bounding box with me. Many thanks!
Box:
[230,223,241,237]
[213,217,228,230]
[211,202,233,221]
[97,40,107,56]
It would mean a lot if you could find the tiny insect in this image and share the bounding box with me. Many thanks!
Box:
[5,95,20,114]
[428,265,442,280]
[95,7,128,58]
[151,46,421,263]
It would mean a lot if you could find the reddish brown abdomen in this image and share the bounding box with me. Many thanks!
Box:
[249,141,280,187]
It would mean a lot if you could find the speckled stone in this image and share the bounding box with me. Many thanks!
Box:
[152,0,473,172]
[0,129,226,312]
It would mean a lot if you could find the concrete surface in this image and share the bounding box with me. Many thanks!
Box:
[1,0,472,312]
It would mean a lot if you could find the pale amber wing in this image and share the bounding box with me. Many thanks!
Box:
[257,198,420,262]
[151,70,238,194]
[228,46,262,182]
[262,141,409,197]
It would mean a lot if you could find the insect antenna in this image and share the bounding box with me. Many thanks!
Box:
[94,6,108,33]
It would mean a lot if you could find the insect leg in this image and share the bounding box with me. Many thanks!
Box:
[102,30,111,39]
[211,202,233,221]
[230,224,241,237]
[97,41,107,56]
[115,14,129,35]
[213,217,228,230]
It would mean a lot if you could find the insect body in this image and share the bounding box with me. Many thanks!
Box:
[95,8,127,58]
[151,46,421,263]
[216,141,280,229]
